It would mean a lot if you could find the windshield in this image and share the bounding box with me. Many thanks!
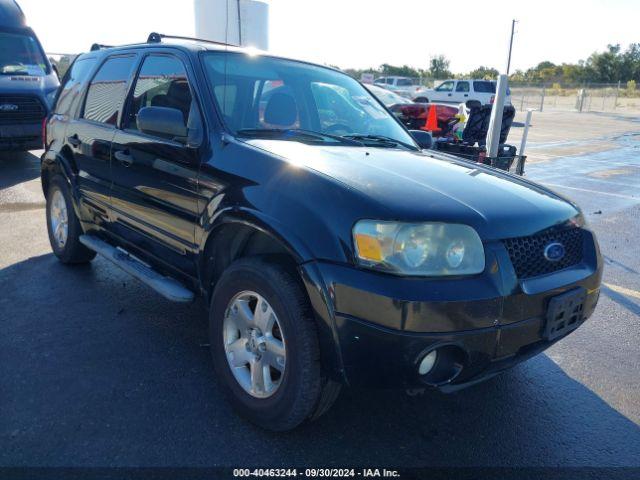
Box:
[0,31,47,75]
[368,85,413,107]
[202,52,417,149]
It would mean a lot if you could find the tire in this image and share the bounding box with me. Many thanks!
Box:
[46,175,96,264]
[414,96,429,103]
[209,256,339,431]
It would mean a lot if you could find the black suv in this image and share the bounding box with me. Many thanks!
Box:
[42,34,602,431]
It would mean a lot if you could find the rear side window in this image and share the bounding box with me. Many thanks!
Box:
[396,78,413,86]
[473,81,496,93]
[456,81,470,92]
[83,55,136,125]
[54,57,97,116]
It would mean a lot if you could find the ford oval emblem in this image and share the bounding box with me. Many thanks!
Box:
[544,242,565,262]
[0,104,19,112]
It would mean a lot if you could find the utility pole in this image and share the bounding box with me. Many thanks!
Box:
[506,19,517,75]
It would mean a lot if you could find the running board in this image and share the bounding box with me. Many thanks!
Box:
[79,235,194,303]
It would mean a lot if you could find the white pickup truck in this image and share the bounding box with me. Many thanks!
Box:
[414,79,511,106]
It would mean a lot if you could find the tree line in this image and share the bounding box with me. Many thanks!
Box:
[343,43,640,87]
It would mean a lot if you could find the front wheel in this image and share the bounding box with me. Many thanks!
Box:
[46,175,96,264]
[209,256,340,431]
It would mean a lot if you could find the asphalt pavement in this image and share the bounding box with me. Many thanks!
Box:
[0,130,639,471]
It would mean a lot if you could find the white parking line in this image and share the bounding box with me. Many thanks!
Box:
[540,183,639,200]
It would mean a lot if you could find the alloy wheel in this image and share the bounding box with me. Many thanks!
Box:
[223,291,287,399]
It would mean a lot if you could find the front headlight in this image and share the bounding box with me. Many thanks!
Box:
[353,220,485,276]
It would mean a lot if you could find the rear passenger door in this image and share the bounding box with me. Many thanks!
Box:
[453,81,470,103]
[109,52,203,276]
[68,54,137,223]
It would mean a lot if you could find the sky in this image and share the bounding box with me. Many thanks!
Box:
[16,0,637,74]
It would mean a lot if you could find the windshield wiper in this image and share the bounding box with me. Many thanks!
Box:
[341,134,416,151]
[236,128,363,146]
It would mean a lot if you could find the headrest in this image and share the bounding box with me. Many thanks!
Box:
[167,80,191,102]
[264,92,297,127]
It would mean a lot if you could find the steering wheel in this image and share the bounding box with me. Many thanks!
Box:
[325,124,354,135]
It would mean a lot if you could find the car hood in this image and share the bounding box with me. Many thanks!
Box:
[245,139,580,240]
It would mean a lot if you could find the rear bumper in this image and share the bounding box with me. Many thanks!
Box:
[302,229,603,390]
[0,123,42,151]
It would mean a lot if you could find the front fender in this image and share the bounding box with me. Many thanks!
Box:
[197,207,347,383]
[198,206,314,262]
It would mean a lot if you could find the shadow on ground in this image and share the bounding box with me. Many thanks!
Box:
[1,254,639,467]
[0,151,40,191]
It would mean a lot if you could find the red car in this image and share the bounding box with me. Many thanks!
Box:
[367,85,458,137]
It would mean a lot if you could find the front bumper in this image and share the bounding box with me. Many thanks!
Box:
[303,229,602,390]
[0,123,42,151]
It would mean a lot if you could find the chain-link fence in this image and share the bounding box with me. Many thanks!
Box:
[509,81,640,113]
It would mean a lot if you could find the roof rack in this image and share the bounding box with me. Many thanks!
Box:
[90,43,114,51]
[146,32,239,48]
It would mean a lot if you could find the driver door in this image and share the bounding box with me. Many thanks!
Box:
[433,80,455,103]
[109,52,204,276]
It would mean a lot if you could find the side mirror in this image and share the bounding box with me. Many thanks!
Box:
[409,130,433,150]
[137,106,187,140]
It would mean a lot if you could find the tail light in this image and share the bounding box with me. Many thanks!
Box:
[41,117,47,149]
[489,95,495,104]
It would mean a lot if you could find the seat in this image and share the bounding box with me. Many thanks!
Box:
[263,92,298,127]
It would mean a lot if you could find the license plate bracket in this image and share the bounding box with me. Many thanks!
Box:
[544,288,587,341]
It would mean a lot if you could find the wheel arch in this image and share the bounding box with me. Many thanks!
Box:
[197,209,314,296]
[41,145,76,196]
[199,210,346,382]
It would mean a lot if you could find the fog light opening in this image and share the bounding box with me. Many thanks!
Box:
[418,350,438,375]
[417,345,467,386]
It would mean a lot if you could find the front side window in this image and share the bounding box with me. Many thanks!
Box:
[456,81,470,92]
[125,54,201,143]
[84,55,136,125]
[0,31,47,75]
[435,81,454,92]
[202,52,417,149]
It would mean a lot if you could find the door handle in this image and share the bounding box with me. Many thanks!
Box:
[114,149,133,167]
[464,94,469,97]
[447,93,452,96]
[67,134,81,147]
